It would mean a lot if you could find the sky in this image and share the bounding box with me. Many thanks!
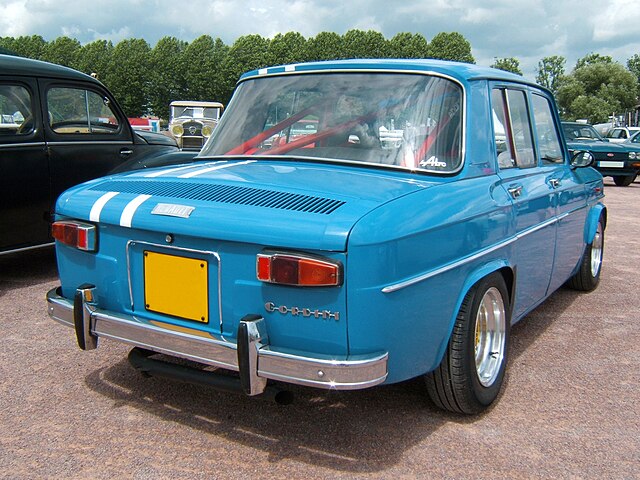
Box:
[2,0,640,79]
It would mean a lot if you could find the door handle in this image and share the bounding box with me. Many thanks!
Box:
[508,185,523,199]
[119,148,134,156]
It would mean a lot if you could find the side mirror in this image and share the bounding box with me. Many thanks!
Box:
[570,150,594,168]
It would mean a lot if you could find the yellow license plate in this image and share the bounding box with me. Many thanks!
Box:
[144,251,209,323]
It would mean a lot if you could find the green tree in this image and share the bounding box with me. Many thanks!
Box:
[7,35,46,59]
[182,35,229,104]
[219,34,270,103]
[491,57,522,75]
[575,52,613,69]
[342,29,390,58]
[427,32,474,63]
[388,32,429,58]
[42,36,81,68]
[266,32,308,65]
[306,32,344,61]
[76,40,114,80]
[104,39,151,117]
[627,54,640,92]
[556,57,637,123]
[536,55,566,95]
[0,37,17,55]
[148,36,188,119]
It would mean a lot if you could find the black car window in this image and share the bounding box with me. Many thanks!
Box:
[531,94,563,164]
[0,85,33,136]
[47,87,120,134]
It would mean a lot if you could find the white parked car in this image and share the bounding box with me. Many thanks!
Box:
[605,126,640,143]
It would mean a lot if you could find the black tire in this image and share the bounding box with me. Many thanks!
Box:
[426,273,510,414]
[613,175,636,186]
[567,217,604,291]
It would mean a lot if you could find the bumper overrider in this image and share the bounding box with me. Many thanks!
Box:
[46,286,388,396]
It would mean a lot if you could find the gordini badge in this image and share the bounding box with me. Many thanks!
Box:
[265,302,340,321]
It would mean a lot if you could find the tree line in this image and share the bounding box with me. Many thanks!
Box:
[1,32,638,125]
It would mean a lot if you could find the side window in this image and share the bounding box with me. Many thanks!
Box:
[0,85,33,136]
[491,89,513,169]
[47,87,119,134]
[491,88,535,169]
[531,94,564,164]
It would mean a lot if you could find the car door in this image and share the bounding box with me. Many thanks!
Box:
[39,79,137,205]
[492,86,557,319]
[529,93,589,293]
[0,78,50,252]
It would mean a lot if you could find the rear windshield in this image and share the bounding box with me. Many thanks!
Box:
[201,72,463,173]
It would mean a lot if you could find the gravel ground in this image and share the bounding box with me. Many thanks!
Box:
[1,179,638,480]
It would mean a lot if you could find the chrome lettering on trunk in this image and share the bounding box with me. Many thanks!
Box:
[265,302,340,321]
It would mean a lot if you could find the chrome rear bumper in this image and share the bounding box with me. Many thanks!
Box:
[47,286,388,394]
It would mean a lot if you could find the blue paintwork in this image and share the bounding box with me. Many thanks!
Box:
[52,59,606,386]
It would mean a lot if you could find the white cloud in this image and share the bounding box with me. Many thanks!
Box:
[592,0,640,41]
[0,1,32,36]
[1,0,638,80]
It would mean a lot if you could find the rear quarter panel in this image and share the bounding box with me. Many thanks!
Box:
[346,176,516,383]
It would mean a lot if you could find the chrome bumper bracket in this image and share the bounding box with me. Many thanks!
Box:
[237,314,268,396]
[73,284,98,351]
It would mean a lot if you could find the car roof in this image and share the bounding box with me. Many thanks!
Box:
[0,53,99,84]
[239,58,539,88]
[170,101,224,108]
[562,121,594,127]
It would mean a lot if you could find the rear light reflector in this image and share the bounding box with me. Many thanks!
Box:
[257,252,342,286]
[51,220,97,251]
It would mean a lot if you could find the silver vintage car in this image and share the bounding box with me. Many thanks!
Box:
[169,100,224,150]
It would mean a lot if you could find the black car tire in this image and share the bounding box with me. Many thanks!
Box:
[567,216,604,292]
[612,175,636,186]
[426,273,510,414]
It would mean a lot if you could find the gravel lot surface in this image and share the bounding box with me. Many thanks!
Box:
[1,179,638,480]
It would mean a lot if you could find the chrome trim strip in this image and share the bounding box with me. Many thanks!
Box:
[119,194,151,227]
[89,191,119,222]
[45,141,132,146]
[125,241,223,331]
[382,214,565,294]
[47,287,388,390]
[0,242,54,256]
[0,142,46,149]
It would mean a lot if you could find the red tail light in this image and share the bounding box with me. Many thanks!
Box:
[51,220,97,252]
[257,252,342,287]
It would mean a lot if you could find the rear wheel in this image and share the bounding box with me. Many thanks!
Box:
[613,175,636,186]
[567,217,604,291]
[426,273,510,414]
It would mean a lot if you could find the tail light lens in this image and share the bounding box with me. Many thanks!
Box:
[257,252,343,287]
[52,220,97,252]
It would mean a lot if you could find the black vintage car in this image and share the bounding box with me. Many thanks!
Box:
[0,54,189,254]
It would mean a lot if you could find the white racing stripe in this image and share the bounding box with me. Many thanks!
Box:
[179,160,256,178]
[120,195,152,228]
[144,164,207,178]
[89,191,119,222]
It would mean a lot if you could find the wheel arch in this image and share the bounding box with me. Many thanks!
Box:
[432,261,515,369]
[585,203,607,244]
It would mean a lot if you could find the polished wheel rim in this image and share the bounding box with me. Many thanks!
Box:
[590,223,603,277]
[474,287,506,387]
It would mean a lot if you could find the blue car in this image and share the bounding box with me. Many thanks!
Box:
[47,59,605,414]
[562,121,640,186]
